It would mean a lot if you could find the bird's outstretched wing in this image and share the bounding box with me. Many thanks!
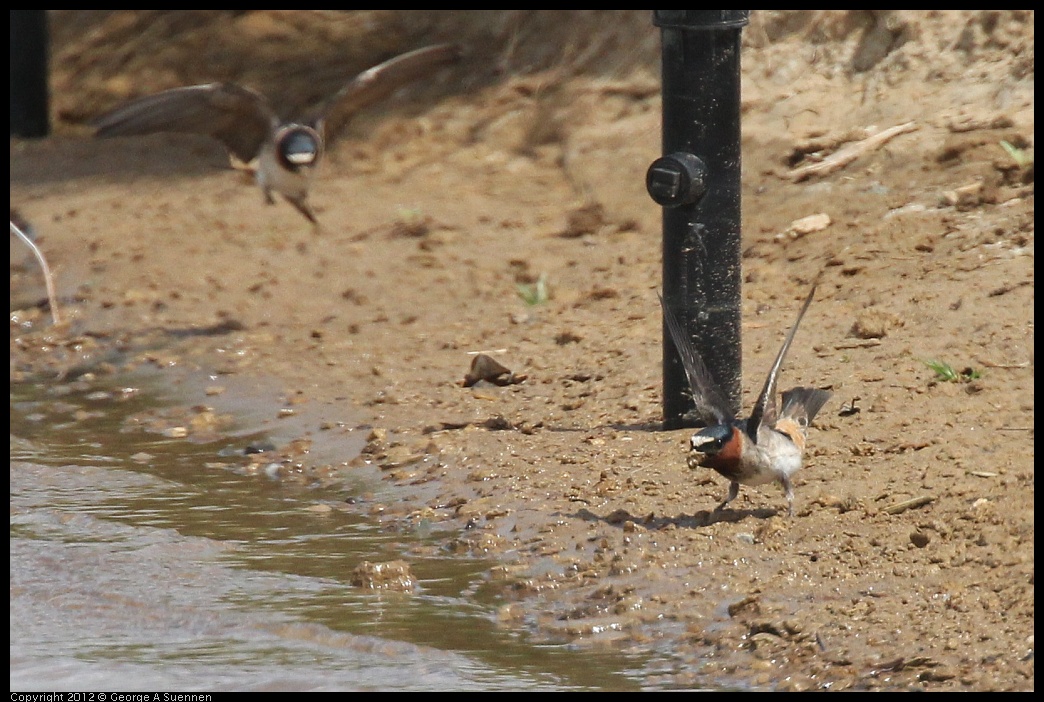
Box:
[746,285,818,442]
[92,83,278,164]
[658,292,733,425]
[305,43,460,143]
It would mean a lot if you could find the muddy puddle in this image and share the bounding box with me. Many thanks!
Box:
[9,365,680,691]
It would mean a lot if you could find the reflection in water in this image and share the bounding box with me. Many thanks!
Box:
[10,373,650,691]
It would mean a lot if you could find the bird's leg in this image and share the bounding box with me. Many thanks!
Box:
[285,195,318,225]
[715,481,741,512]
[782,474,795,517]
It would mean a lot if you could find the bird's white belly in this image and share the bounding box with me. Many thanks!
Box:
[743,454,801,486]
[256,144,311,200]
[747,430,804,484]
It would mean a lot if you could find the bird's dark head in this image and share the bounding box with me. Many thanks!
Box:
[275,125,322,171]
[686,423,745,476]
[689,423,735,455]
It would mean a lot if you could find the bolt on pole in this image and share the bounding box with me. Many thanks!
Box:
[647,10,749,429]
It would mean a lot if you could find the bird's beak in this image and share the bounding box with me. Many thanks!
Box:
[686,450,708,471]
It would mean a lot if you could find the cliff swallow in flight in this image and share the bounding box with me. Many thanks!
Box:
[92,43,460,225]
[660,285,831,516]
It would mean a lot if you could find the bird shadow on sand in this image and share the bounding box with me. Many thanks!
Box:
[570,505,780,530]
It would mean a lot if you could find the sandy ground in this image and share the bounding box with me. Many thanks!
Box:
[11,11,1034,691]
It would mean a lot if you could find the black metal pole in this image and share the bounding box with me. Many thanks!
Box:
[10,10,50,138]
[648,10,748,429]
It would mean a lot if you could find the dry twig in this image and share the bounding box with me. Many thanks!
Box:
[884,495,935,515]
[10,220,61,326]
[788,122,920,181]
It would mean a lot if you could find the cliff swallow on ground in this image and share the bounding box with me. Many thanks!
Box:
[660,285,831,516]
[92,43,460,225]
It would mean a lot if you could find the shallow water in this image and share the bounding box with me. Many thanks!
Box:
[10,371,658,691]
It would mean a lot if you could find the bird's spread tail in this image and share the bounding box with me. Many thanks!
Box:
[774,387,831,454]
[779,387,832,427]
